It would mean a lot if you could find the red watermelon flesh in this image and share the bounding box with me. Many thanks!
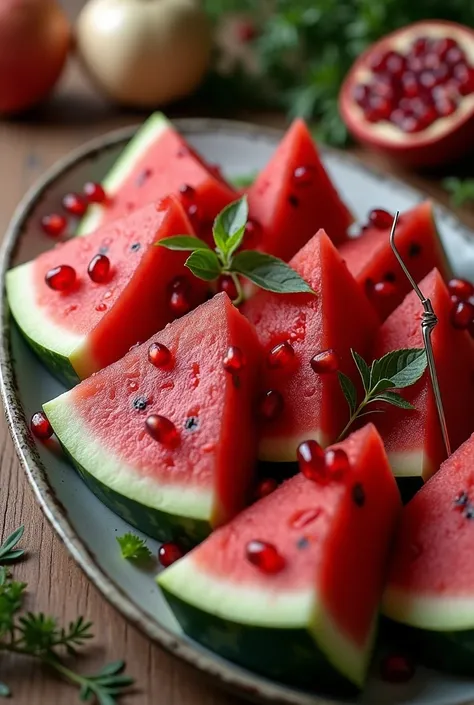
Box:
[243,229,379,461]
[372,268,474,482]
[383,431,474,628]
[246,119,353,260]
[7,196,207,381]
[44,293,262,539]
[159,424,401,688]
[339,201,452,320]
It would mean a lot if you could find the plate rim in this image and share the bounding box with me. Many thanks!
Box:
[0,117,473,705]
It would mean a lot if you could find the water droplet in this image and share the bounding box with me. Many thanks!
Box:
[128,380,139,392]
[96,303,107,312]
[104,290,113,300]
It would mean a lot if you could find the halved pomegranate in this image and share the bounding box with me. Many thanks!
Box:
[339,21,474,167]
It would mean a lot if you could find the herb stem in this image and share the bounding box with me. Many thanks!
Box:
[336,393,373,442]
[230,272,244,306]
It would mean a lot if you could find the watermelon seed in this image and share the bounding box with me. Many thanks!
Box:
[408,243,422,257]
[136,168,152,186]
[352,483,365,507]
[267,341,295,369]
[133,397,148,411]
[380,654,415,683]
[245,540,286,574]
[145,415,180,448]
[463,503,474,519]
[148,342,172,368]
[289,508,322,529]
[223,346,246,373]
[88,254,111,284]
[288,195,299,208]
[384,272,396,282]
[296,537,310,550]
[158,542,184,567]
[184,416,199,431]
[31,412,53,440]
[454,491,469,508]
[98,246,109,255]
[310,349,339,374]
[258,390,284,421]
[255,478,278,500]
[45,265,76,292]
[130,242,141,252]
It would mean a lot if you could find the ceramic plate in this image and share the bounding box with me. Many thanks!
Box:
[2,119,474,705]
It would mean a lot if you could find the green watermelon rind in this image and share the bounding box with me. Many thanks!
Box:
[158,559,373,690]
[43,395,213,546]
[77,112,170,237]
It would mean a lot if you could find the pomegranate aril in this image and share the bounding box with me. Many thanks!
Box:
[368,95,392,121]
[451,300,474,330]
[83,182,107,204]
[267,341,295,369]
[325,448,350,480]
[259,390,284,422]
[353,83,371,107]
[446,47,465,67]
[145,415,180,448]
[411,36,429,57]
[401,72,418,98]
[255,478,278,500]
[62,193,87,217]
[380,654,415,684]
[31,412,53,440]
[159,542,184,567]
[223,346,245,372]
[179,184,195,199]
[310,349,339,374]
[45,265,76,292]
[293,165,315,187]
[448,278,474,301]
[419,71,436,90]
[244,219,262,246]
[297,440,326,483]
[217,274,238,301]
[369,51,389,73]
[456,66,474,96]
[41,213,67,237]
[169,286,191,316]
[435,97,457,117]
[385,51,406,78]
[87,254,110,283]
[372,281,397,298]
[148,342,172,368]
[433,37,457,59]
[368,208,393,229]
[245,540,285,574]
[187,203,202,227]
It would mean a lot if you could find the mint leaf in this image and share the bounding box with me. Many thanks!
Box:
[338,372,356,414]
[231,251,315,294]
[116,533,152,562]
[157,236,210,252]
[185,250,221,281]
[230,172,256,189]
[371,378,396,396]
[371,392,415,410]
[213,196,248,260]
[443,177,474,208]
[352,350,370,393]
[371,349,427,389]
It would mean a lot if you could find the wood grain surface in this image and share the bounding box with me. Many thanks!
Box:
[1,1,473,702]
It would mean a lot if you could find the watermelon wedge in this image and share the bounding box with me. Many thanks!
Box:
[43,294,261,544]
[78,113,236,243]
[159,424,401,690]
[339,201,452,320]
[246,119,353,260]
[372,268,474,482]
[382,432,474,676]
[6,196,206,385]
[243,230,379,461]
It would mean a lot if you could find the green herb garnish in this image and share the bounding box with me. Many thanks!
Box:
[443,177,474,208]
[117,532,152,562]
[0,526,134,701]
[337,348,428,440]
[158,196,314,304]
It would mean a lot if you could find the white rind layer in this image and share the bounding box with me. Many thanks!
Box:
[44,394,214,521]
[258,429,329,463]
[383,586,474,631]
[387,449,432,480]
[77,112,170,236]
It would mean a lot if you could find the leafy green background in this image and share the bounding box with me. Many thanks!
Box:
[201,0,474,146]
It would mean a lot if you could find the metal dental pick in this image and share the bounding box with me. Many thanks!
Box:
[389,211,451,457]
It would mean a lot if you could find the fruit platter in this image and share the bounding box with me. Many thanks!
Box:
[3,114,474,705]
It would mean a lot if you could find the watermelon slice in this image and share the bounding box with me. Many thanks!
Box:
[43,294,261,545]
[159,424,401,690]
[372,268,474,482]
[6,196,206,386]
[339,201,452,320]
[78,113,236,243]
[382,432,474,675]
[242,229,379,461]
[246,119,353,260]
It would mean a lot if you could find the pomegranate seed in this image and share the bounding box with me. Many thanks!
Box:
[371,77,395,101]
[223,346,245,372]
[179,184,195,199]
[45,265,76,291]
[435,95,457,117]
[385,51,406,78]
[456,66,474,96]
[169,290,191,317]
[31,412,53,440]
[293,165,315,187]
[41,213,67,237]
[469,319,474,339]
[145,415,180,448]
[368,208,393,229]
[432,37,457,59]
[170,275,190,292]
[297,440,326,483]
[87,254,110,283]
[62,193,87,217]
[448,278,474,300]
[368,95,392,121]
[255,478,278,500]
[310,349,339,374]
[267,341,295,369]
[187,203,202,228]
[380,654,415,683]
[372,281,397,298]
[446,47,465,67]
[245,540,286,574]
[217,274,238,300]
[159,542,184,567]
[148,342,172,368]
[451,300,474,330]
[353,83,371,107]
[259,390,284,422]
[96,303,107,312]
[369,51,389,73]
[401,72,418,98]
[83,182,107,204]
[244,219,262,246]
[325,448,350,480]
[419,71,436,90]
[411,37,429,57]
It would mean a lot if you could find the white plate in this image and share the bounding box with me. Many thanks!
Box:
[2,118,474,705]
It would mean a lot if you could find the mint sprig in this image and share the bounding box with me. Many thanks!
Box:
[337,348,427,441]
[116,532,152,562]
[158,196,315,304]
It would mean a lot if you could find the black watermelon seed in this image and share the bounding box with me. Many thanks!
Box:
[455,491,469,506]
[136,169,152,186]
[296,537,310,550]
[409,243,422,257]
[384,271,396,282]
[98,246,109,255]
[130,242,141,252]
[184,417,199,432]
[133,396,148,411]
[352,483,365,507]
[288,194,299,208]
[464,504,474,520]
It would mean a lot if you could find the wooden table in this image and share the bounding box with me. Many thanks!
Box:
[1,4,473,703]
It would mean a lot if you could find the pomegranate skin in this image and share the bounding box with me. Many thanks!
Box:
[0,0,71,115]
[339,20,474,168]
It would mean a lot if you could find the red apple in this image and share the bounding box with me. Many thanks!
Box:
[0,0,71,115]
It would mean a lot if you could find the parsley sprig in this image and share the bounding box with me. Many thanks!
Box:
[158,196,314,305]
[0,526,134,702]
[337,348,427,441]
[116,532,152,562]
